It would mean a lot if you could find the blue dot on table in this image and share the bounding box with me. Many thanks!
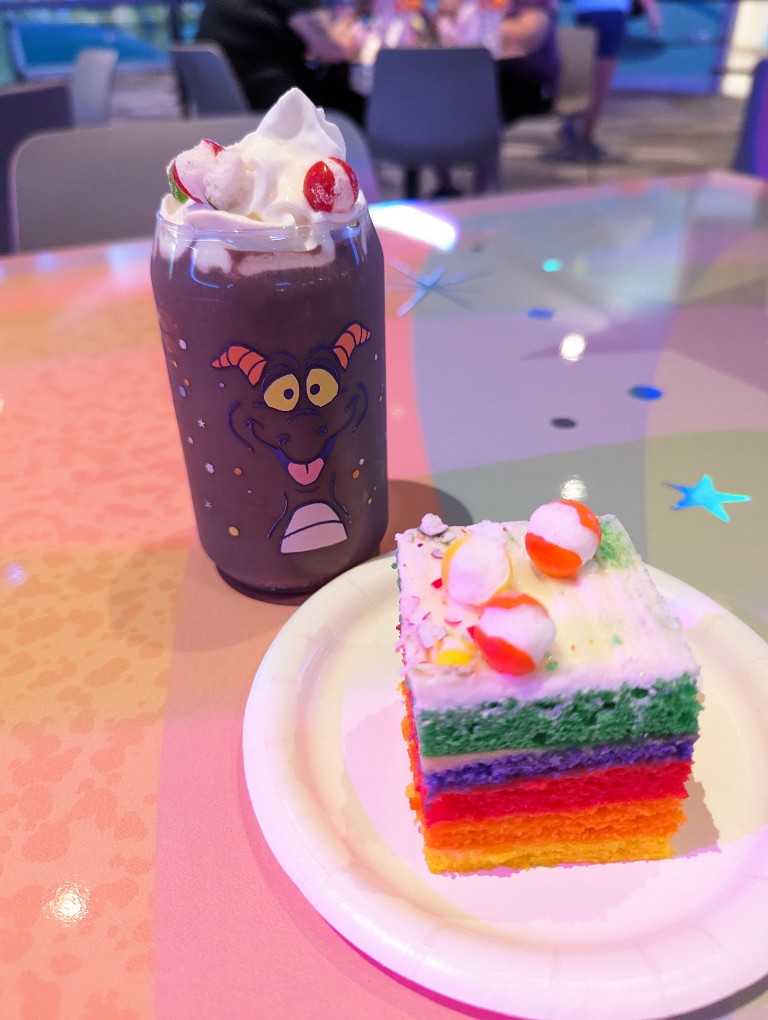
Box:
[542,258,562,273]
[178,385,187,397]
[628,385,663,401]
[551,417,577,428]
[527,307,555,319]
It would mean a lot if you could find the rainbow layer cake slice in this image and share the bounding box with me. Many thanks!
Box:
[395,501,701,874]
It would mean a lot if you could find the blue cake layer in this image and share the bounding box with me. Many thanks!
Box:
[422,736,697,796]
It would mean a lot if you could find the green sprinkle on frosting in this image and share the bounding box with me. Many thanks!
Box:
[595,516,639,569]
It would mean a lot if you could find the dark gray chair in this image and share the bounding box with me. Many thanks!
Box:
[169,42,249,116]
[9,111,380,252]
[732,58,768,179]
[365,46,502,199]
[0,81,72,254]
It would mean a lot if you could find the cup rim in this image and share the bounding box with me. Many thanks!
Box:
[154,206,369,242]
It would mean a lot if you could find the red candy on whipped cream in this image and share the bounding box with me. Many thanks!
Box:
[303,158,359,213]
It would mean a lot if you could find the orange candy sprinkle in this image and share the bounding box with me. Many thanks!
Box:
[473,593,554,675]
[524,533,581,578]
[525,499,601,578]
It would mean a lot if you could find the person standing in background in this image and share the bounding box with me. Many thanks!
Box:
[197,0,365,122]
[562,0,662,159]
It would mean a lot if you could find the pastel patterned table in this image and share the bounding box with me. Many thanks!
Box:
[2,172,767,1020]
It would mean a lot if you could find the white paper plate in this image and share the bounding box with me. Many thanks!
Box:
[242,556,768,1020]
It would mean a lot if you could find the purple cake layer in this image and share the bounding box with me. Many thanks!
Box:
[422,737,696,796]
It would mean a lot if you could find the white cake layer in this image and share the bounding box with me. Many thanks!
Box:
[396,516,699,712]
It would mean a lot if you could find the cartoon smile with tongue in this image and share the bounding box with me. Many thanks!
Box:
[212,323,371,553]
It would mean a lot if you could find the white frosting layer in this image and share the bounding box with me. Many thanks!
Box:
[396,516,700,711]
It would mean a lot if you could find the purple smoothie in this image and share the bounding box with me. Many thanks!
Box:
[151,211,387,595]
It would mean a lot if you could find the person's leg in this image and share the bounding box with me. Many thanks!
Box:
[566,10,626,148]
[496,60,554,124]
[580,55,618,142]
[431,167,461,199]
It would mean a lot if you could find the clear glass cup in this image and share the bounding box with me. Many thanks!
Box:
[150,208,387,596]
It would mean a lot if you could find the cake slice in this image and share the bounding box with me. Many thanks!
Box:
[395,503,701,874]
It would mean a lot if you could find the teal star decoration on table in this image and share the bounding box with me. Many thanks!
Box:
[667,474,751,522]
[389,260,474,316]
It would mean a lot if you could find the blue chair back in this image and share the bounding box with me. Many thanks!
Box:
[365,46,501,190]
[367,47,503,163]
[732,58,768,179]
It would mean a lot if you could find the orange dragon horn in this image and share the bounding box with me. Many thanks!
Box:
[332,323,371,370]
[211,345,267,386]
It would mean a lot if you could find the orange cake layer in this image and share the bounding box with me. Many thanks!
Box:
[425,835,674,874]
[421,797,685,850]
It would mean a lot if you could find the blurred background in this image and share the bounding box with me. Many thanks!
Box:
[2,0,763,93]
[1,0,766,196]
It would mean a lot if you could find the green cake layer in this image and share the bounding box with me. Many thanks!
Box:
[415,676,700,757]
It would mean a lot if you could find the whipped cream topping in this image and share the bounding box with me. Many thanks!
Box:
[159,88,367,231]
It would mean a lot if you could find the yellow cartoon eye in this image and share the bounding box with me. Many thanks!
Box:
[264,373,300,411]
[306,368,339,407]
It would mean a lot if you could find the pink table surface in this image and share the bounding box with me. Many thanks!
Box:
[2,173,768,1020]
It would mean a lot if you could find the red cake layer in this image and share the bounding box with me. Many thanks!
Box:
[421,759,692,824]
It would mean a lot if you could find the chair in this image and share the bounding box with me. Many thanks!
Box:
[69,47,119,126]
[365,47,502,199]
[554,25,597,119]
[9,112,380,252]
[0,81,72,254]
[169,43,249,116]
[732,58,768,179]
